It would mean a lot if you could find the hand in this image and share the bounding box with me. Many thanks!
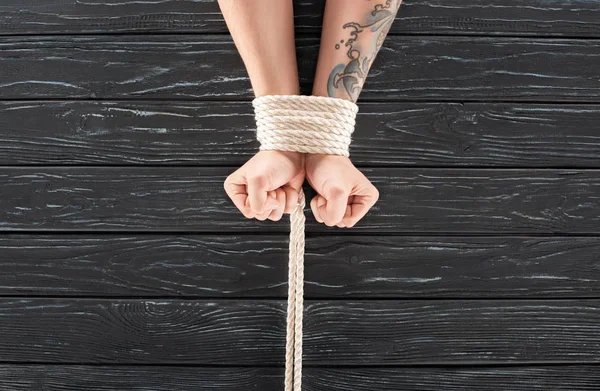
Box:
[224,150,305,221]
[305,154,379,228]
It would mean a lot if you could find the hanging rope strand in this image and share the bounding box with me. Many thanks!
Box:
[290,189,305,391]
[253,95,358,391]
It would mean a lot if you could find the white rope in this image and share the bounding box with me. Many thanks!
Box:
[253,94,359,391]
[254,95,358,158]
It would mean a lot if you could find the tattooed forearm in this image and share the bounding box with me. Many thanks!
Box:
[327,0,401,101]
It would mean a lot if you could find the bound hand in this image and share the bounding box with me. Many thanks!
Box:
[305,154,379,228]
[224,151,305,221]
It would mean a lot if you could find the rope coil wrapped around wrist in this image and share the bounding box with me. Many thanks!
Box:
[252,95,359,391]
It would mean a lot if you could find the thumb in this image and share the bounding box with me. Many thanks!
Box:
[318,184,349,226]
[247,175,279,214]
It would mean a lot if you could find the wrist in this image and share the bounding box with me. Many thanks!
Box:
[253,95,358,157]
[253,81,300,98]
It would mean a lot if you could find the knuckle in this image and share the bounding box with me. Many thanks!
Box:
[323,218,337,227]
[372,186,380,202]
[223,175,233,189]
[240,207,253,218]
[322,179,346,199]
[327,185,346,199]
[248,174,269,189]
[312,213,323,224]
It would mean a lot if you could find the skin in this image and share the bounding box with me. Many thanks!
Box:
[219,0,304,221]
[313,0,402,101]
[308,0,401,227]
[219,0,401,227]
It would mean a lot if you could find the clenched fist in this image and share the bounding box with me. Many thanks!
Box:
[305,154,379,228]
[225,151,379,227]
[224,150,305,221]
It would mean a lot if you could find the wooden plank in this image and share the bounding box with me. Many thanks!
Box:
[0,299,285,364]
[304,367,600,390]
[0,366,282,390]
[2,0,600,37]
[0,299,598,364]
[2,235,600,298]
[305,300,600,365]
[3,101,600,167]
[1,167,600,234]
[1,365,599,391]
[1,36,600,101]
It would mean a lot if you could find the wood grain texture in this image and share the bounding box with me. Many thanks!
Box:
[1,235,600,298]
[1,0,600,37]
[1,365,599,391]
[1,167,600,234]
[3,0,599,383]
[0,299,598,364]
[0,366,282,390]
[304,367,600,391]
[2,36,600,101]
[0,299,285,364]
[3,101,600,167]
[304,300,600,365]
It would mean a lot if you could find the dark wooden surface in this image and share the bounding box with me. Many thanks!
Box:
[2,36,600,101]
[2,167,600,233]
[1,0,599,390]
[3,101,600,167]
[2,235,599,298]
[3,0,600,37]
[2,366,599,391]
[0,299,598,364]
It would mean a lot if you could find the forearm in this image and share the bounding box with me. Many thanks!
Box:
[313,0,402,101]
[218,0,299,97]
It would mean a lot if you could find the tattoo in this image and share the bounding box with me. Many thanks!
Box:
[327,0,401,101]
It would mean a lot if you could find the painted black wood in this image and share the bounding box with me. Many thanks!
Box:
[1,365,599,391]
[2,36,600,101]
[3,101,600,168]
[2,0,600,37]
[2,0,598,385]
[1,167,599,233]
[304,367,600,391]
[0,365,283,391]
[0,299,598,364]
[1,234,600,298]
